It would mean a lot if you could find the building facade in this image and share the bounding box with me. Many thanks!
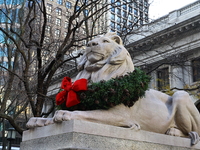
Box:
[44,0,149,39]
[126,0,200,108]
[108,0,149,35]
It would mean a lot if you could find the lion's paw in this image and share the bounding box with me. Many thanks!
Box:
[53,110,72,123]
[44,118,54,126]
[26,117,37,128]
[26,117,51,129]
[165,128,185,137]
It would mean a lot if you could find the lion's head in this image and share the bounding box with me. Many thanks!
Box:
[76,32,134,82]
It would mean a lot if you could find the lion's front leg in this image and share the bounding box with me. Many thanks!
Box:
[53,110,100,123]
[53,108,140,131]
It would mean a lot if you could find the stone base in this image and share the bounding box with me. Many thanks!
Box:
[20,120,200,150]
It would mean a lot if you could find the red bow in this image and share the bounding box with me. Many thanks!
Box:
[56,77,87,107]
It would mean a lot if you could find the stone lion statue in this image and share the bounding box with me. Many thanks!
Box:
[27,33,200,145]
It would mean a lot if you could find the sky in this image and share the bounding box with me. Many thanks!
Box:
[149,0,197,19]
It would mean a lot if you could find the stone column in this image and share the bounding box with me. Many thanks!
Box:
[171,66,184,89]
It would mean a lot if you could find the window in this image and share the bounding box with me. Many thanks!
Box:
[65,21,68,29]
[0,8,6,23]
[117,24,121,30]
[122,11,126,17]
[116,8,121,15]
[128,21,132,26]
[123,18,127,23]
[122,4,127,10]
[7,9,19,23]
[84,9,89,16]
[145,14,148,22]
[111,7,115,12]
[192,58,200,82]
[82,40,86,45]
[110,21,115,28]
[129,7,132,13]
[117,16,121,22]
[47,14,51,23]
[128,14,133,20]
[45,26,51,34]
[0,48,5,56]
[139,5,143,11]
[46,4,52,12]
[76,6,80,11]
[56,8,62,16]
[140,11,143,18]
[57,0,63,5]
[1,61,8,69]
[134,2,138,8]
[144,7,148,13]
[76,28,80,33]
[44,37,50,43]
[66,1,72,9]
[144,0,148,7]
[116,1,120,6]
[134,17,138,23]
[1,0,22,4]
[82,0,88,4]
[134,25,138,29]
[111,13,115,20]
[111,0,115,3]
[157,68,169,90]
[66,11,71,17]
[134,9,138,15]
[64,32,67,37]
[140,20,143,25]
[55,18,61,26]
[55,29,60,37]
[122,27,126,32]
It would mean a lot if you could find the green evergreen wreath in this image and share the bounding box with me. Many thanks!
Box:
[57,68,151,111]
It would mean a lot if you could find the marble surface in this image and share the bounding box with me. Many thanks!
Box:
[21,120,200,150]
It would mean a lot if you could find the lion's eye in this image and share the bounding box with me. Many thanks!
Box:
[103,40,109,43]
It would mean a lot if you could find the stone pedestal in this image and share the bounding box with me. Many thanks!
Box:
[21,120,200,150]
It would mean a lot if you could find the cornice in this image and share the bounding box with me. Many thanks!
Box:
[126,14,200,51]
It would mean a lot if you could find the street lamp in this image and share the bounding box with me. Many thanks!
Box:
[7,128,16,150]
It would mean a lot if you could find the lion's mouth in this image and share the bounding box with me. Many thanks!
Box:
[86,51,104,63]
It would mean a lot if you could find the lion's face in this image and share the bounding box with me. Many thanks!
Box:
[86,35,120,64]
[75,32,134,82]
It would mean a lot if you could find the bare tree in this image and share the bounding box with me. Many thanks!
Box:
[0,0,143,136]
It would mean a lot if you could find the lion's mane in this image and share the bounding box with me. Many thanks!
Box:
[76,32,134,82]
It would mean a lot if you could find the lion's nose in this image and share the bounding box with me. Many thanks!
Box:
[87,41,98,47]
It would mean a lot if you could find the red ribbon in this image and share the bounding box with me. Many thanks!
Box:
[56,77,87,107]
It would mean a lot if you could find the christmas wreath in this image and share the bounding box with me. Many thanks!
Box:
[56,68,151,111]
